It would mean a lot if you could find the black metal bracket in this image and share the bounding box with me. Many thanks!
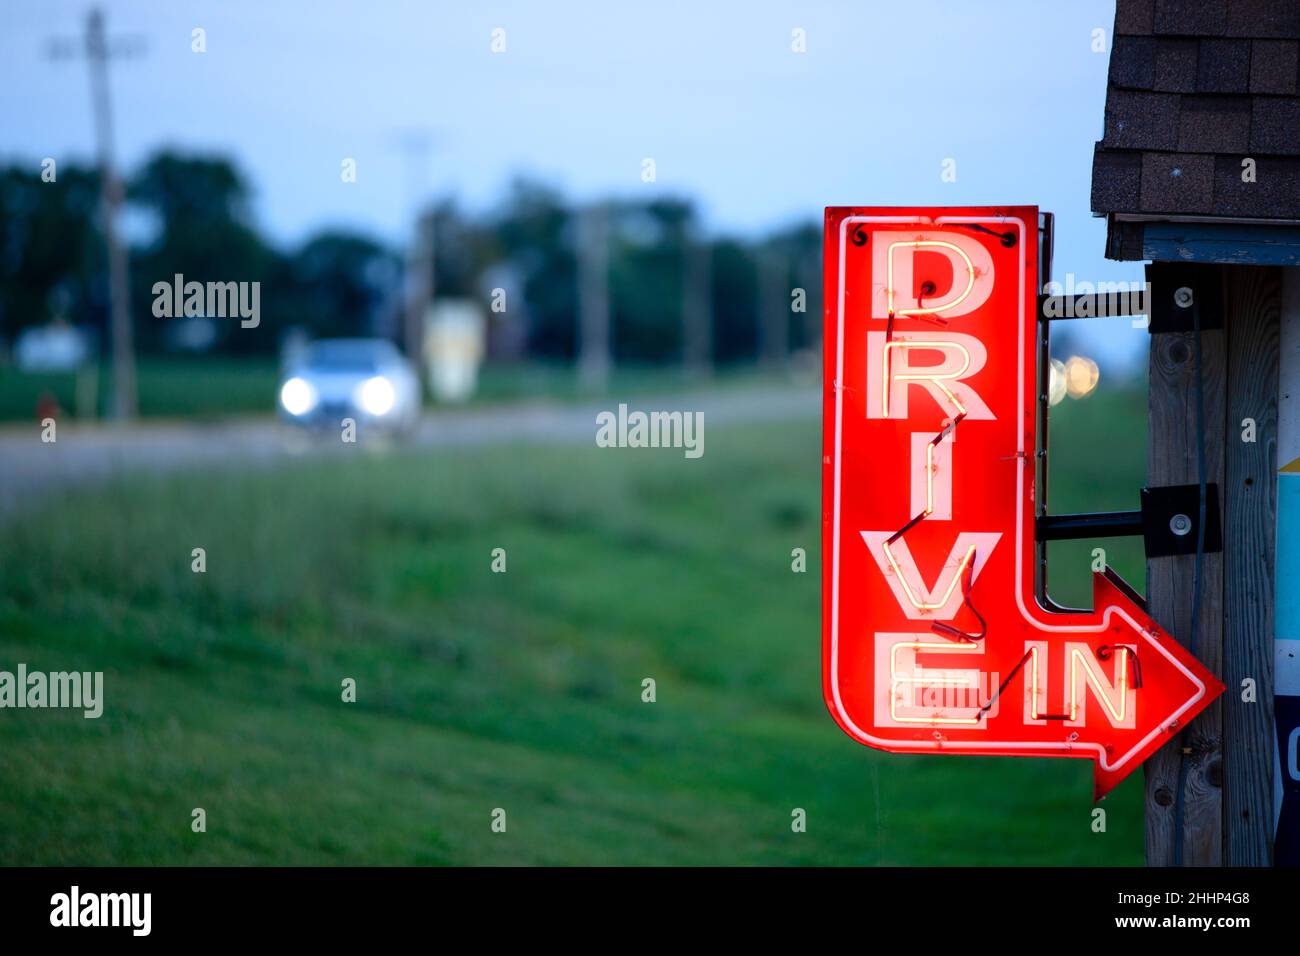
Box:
[1036,511,1143,541]
[1034,484,1222,559]
[1139,483,1222,557]
[1144,262,1223,333]
[1037,292,1145,321]
[1036,264,1224,332]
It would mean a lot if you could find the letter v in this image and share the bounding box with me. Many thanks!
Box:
[860,531,1001,621]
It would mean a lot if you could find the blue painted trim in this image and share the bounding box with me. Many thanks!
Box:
[1141,222,1300,266]
[1276,470,1300,866]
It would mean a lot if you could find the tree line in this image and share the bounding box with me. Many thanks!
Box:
[0,150,821,365]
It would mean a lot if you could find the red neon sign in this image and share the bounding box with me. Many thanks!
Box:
[821,206,1224,799]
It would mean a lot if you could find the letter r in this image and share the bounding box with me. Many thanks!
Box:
[866,330,994,420]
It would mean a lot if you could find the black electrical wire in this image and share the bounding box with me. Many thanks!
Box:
[948,222,1018,248]
[930,558,987,642]
[1173,298,1207,865]
[974,648,1033,719]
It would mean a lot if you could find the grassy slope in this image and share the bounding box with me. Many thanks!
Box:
[0,392,1146,865]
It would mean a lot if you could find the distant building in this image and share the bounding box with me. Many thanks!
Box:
[15,322,92,372]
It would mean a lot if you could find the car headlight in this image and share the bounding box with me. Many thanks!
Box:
[279,376,318,416]
[358,375,396,416]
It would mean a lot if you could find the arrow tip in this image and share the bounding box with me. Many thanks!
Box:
[1087,567,1226,801]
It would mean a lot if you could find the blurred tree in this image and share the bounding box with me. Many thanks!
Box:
[272,231,399,344]
[489,178,577,360]
[0,163,103,343]
[710,237,760,365]
[128,151,277,351]
[430,197,494,299]
[766,222,822,354]
[609,198,691,365]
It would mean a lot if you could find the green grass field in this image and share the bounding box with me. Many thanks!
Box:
[0,357,802,423]
[0,384,1148,865]
[474,361,813,406]
[0,358,282,422]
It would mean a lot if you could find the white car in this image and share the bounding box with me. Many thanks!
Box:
[278,338,421,433]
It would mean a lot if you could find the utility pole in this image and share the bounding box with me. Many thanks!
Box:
[577,204,611,391]
[392,130,439,364]
[796,247,820,355]
[758,244,789,369]
[682,221,712,377]
[49,8,145,420]
[406,210,435,366]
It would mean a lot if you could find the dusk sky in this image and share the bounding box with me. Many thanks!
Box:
[1,0,1146,366]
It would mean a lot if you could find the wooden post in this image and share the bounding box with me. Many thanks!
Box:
[1222,266,1279,865]
[1145,265,1281,866]
[1146,316,1226,867]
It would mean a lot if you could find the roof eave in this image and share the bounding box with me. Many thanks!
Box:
[1104,213,1300,266]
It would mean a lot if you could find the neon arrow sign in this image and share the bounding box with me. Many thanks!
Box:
[821,206,1224,799]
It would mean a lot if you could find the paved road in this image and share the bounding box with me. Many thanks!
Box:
[0,386,820,511]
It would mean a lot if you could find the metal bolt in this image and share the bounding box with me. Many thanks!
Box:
[1170,513,1192,536]
[1174,286,1194,309]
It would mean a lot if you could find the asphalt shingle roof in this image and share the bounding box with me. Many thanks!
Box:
[1092,0,1300,220]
